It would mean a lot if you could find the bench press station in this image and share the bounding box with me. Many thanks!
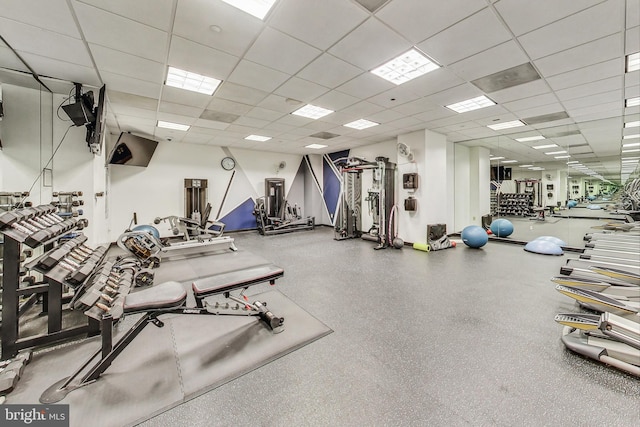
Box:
[40,263,285,403]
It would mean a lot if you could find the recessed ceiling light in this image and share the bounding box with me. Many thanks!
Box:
[445,95,495,113]
[624,121,640,128]
[545,150,567,155]
[519,164,533,167]
[566,161,578,164]
[529,166,545,170]
[533,144,558,149]
[157,120,190,131]
[487,120,525,130]
[245,134,271,142]
[305,144,328,149]
[501,160,518,163]
[626,97,640,107]
[515,135,545,142]
[621,158,639,163]
[623,142,640,148]
[622,156,640,160]
[623,134,640,139]
[166,66,221,95]
[221,0,276,20]
[554,155,571,159]
[489,156,505,160]
[622,148,640,153]
[626,52,639,73]
[370,48,440,85]
[343,119,380,130]
[292,104,334,120]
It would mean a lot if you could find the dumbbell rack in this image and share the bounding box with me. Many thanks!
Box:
[0,205,98,360]
[51,191,83,218]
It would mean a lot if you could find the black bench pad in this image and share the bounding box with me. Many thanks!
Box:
[124,281,187,313]
[192,264,284,298]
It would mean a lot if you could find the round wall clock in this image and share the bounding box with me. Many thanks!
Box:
[221,156,236,171]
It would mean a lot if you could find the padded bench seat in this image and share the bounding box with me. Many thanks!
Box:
[192,264,284,302]
[124,281,187,313]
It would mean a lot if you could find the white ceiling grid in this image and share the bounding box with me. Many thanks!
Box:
[0,0,637,180]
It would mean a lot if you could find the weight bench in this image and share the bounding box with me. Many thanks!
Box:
[40,264,285,403]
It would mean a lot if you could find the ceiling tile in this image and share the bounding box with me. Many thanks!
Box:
[376,0,486,44]
[2,0,81,37]
[215,82,269,106]
[206,98,252,115]
[90,44,164,84]
[626,25,640,54]
[274,77,330,103]
[417,8,512,66]
[270,0,367,50]
[502,93,559,114]
[336,72,393,99]
[312,90,360,111]
[298,54,364,90]
[545,58,621,91]
[100,70,161,99]
[168,36,239,80]
[227,60,290,93]
[18,52,100,87]
[74,2,168,62]
[555,76,623,101]
[517,2,622,60]
[447,41,529,82]
[328,17,411,71]
[244,27,321,75]
[160,86,212,109]
[159,101,204,117]
[76,0,173,31]
[489,79,551,104]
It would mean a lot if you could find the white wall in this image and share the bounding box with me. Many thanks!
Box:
[454,145,471,230]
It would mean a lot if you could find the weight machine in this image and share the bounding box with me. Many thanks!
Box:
[334,157,396,249]
[253,178,315,235]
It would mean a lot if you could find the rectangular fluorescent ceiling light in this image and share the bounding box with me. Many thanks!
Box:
[623,134,640,139]
[545,150,567,155]
[501,160,518,163]
[529,167,545,170]
[157,120,190,131]
[221,0,276,20]
[566,161,578,164]
[554,155,571,159]
[519,164,533,167]
[166,66,221,95]
[371,48,440,85]
[621,159,639,163]
[305,144,328,149]
[245,134,271,142]
[344,119,379,130]
[624,121,640,128]
[445,95,495,113]
[533,144,558,149]
[626,97,640,107]
[622,148,640,153]
[292,104,334,120]
[489,156,505,160]
[487,120,525,130]
[627,52,639,72]
[622,156,640,160]
[515,135,545,142]
[623,142,640,148]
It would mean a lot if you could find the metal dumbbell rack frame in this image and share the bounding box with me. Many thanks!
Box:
[0,205,99,360]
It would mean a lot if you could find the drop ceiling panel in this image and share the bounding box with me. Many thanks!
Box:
[76,0,174,31]
[517,2,622,60]
[367,85,421,109]
[160,86,212,109]
[488,79,551,104]
[494,0,603,37]
[227,60,290,93]
[269,0,367,50]
[108,90,158,110]
[205,98,252,116]
[158,101,204,117]
[400,68,465,98]
[545,58,621,91]
[328,17,411,71]
[90,44,164,83]
[339,101,385,118]
[0,45,31,73]
[172,0,264,57]
[297,54,364,89]
[168,36,239,80]
[257,94,299,113]
[192,118,230,130]
[214,82,269,106]
[109,104,157,120]
[555,76,623,101]
[502,93,558,114]
[312,90,360,111]
[101,71,161,99]
[244,27,321,75]
[534,34,622,78]
[627,0,640,28]
[18,53,100,87]
[626,25,640,54]
[447,41,529,82]
[563,90,622,110]
[417,8,511,66]
[74,2,168,62]
[376,0,486,44]
[273,77,330,103]
[0,18,92,67]
[2,0,81,37]
[245,107,286,122]
[0,69,42,90]
[336,72,393,99]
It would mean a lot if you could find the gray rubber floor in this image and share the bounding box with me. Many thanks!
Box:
[137,224,639,427]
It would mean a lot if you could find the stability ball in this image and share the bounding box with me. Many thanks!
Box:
[461,225,488,248]
[490,218,514,237]
[567,200,578,208]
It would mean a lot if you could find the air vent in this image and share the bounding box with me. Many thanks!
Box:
[354,0,390,12]
[544,129,581,138]
[199,110,240,123]
[522,111,570,125]
[471,63,541,93]
[310,131,340,139]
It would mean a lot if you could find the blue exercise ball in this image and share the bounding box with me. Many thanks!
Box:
[490,218,514,237]
[132,224,160,239]
[461,225,488,248]
[567,200,578,208]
